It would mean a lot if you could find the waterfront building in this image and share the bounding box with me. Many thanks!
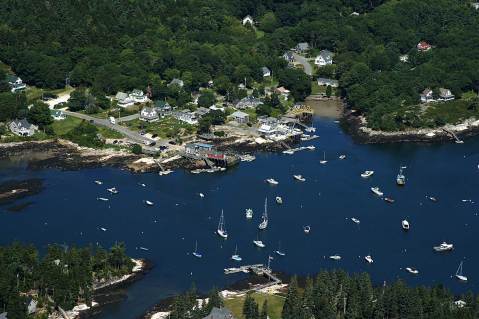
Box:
[140,107,159,122]
[9,119,38,137]
[51,110,66,121]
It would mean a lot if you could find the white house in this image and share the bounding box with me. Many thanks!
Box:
[236,96,263,109]
[27,299,38,315]
[438,88,454,101]
[51,110,66,121]
[242,15,254,26]
[6,75,26,93]
[9,119,38,137]
[295,42,310,53]
[115,92,135,108]
[420,88,434,103]
[140,107,159,122]
[261,67,271,77]
[173,110,198,125]
[130,89,148,103]
[314,50,333,66]
[282,51,295,63]
[317,77,338,87]
[230,110,249,124]
[471,2,479,9]
[275,86,290,98]
[399,54,409,63]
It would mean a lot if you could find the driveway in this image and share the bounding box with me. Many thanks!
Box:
[46,91,72,109]
[292,53,313,76]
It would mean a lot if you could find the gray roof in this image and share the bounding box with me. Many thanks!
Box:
[319,49,333,59]
[168,78,184,87]
[296,42,310,51]
[203,307,235,319]
[261,67,270,75]
[11,119,34,129]
[115,92,128,101]
[231,111,249,119]
[317,77,338,86]
[0,312,7,319]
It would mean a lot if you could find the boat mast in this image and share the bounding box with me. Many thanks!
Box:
[456,261,463,276]
[264,197,268,221]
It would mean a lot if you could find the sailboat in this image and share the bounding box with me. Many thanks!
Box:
[216,210,228,239]
[192,241,202,258]
[396,166,406,186]
[258,198,268,230]
[320,151,328,164]
[245,208,253,219]
[231,245,242,261]
[455,261,468,282]
[275,242,286,256]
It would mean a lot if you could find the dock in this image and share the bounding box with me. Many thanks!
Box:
[442,128,464,143]
[224,263,282,291]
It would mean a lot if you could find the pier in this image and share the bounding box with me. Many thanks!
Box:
[224,263,282,291]
[442,128,464,143]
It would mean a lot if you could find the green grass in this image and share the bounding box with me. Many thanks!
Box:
[255,30,265,39]
[124,117,196,139]
[461,90,478,101]
[25,86,73,103]
[97,126,123,139]
[51,117,83,135]
[224,293,285,319]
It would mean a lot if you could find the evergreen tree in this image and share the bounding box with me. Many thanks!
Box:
[260,299,268,319]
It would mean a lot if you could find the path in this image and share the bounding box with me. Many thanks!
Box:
[45,90,72,109]
[293,53,313,76]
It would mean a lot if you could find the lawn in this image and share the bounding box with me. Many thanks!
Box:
[51,116,123,139]
[224,292,285,319]
[25,86,73,103]
[124,117,196,139]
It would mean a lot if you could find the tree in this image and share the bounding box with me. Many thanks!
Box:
[27,101,53,128]
[197,90,216,108]
[282,276,302,319]
[131,144,142,154]
[68,88,88,112]
[260,12,278,33]
[243,292,259,319]
[260,299,268,319]
[326,85,332,97]
[278,69,311,101]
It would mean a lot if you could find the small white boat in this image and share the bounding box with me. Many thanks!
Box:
[351,217,360,224]
[240,154,256,162]
[365,255,374,263]
[159,170,173,176]
[293,175,306,182]
[253,240,265,248]
[266,178,279,185]
[303,225,311,234]
[139,247,149,251]
[100,227,107,232]
[216,210,228,239]
[455,261,468,282]
[329,255,342,261]
[192,241,202,258]
[139,183,146,187]
[433,242,454,252]
[107,187,119,194]
[406,267,419,274]
[402,220,410,230]
[94,180,103,185]
[339,155,346,160]
[319,151,328,164]
[427,196,438,202]
[275,242,286,256]
[305,145,316,150]
[396,166,406,186]
[245,208,253,219]
[282,149,295,155]
[361,170,374,178]
[231,245,242,261]
[97,197,109,201]
[371,187,384,196]
[275,196,283,204]
[145,200,154,206]
[305,127,316,133]
[199,193,205,198]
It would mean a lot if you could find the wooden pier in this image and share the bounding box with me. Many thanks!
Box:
[224,263,282,290]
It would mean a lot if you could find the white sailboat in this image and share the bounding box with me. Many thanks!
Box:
[320,151,328,164]
[107,187,118,194]
[100,227,107,232]
[97,197,109,201]
[231,245,242,261]
[266,178,279,185]
[192,241,202,258]
[253,240,265,248]
[339,154,346,160]
[365,255,374,263]
[275,196,283,204]
[351,217,360,224]
[245,208,253,219]
[216,210,228,239]
[258,198,268,230]
[361,170,374,178]
[329,255,342,261]
[275,242,286,256]
[455,261,468,282]
[405,267,419,274]
[293,174,306,182]
[94,180,103,185]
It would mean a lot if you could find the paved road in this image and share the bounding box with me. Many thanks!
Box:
[293,53,313,76]
[117,113,140,123]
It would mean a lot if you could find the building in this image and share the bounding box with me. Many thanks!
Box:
[130,89,148,103]
[317,77,338,87]
[115,92,135,108]
[261,67,271,77]
[27,298,38,315]
[236,96,263,109]
[438,88,455,101]
[6,74,26,93]
[0,312,7,319]
[202,307,235,319]
[195,107,210,118]
[242,15,254,26]
[314,50,333,66]
[51,109,66,121]
[9,119,38,137]
[140,107,159,122]
[230,110,249,124]
[454,300,467,308]
[399,54,409,63]
[417,41,432,52]
[283,51,295,63]
[295,42,310,53]
[420,88,434,103]
[275,86,290,98]
[471,2,479,9]
[155,100,172,115]
[173,110,198,125]
[168,78,184,88]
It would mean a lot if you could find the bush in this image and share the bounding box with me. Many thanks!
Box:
[131,144,142,154]
[214,131,225,137]
[64,121,104,148]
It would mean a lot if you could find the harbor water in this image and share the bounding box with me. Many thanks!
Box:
[1,117,479,319]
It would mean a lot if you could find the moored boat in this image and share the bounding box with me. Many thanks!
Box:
[231,245,242,261]
[351,217,360,224]
[339,154,346,160]
[275,242,286,256]
[275,196,283,204]
[365,255,374,263]
[258,198,269,230]
[396,166,406,186]
[406,267,419,274]
[293,174,306,182]
[329,255,342,261]
[266,178,279,185]
[192,241,202,258]
[371,187,384,196]
[145,200,154,206]
[107,187,119,194]
[97,197,109,201]
[455,261,468,282]
[384,197,395,203]
[216,210,228,239]
[94,180,103,185]
[433,242,453,252]
[245,208,253,219]
[402,220,410,230]
[303,225,311,234]
[319,151,328,164]
[361,170,374,178]
[253,240,265,248]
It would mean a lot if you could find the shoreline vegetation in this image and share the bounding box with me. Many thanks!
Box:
[0,242,149,319]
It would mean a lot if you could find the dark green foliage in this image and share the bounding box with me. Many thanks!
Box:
[63,121,104,148]
[27,101,52,128]
[197,90,216,108]
[198,110,226,133]
[326,85,332,97]
[0,92,28,122]
[169,287,223,319]
[278,69,311,101]
[131,144,142,154]
[0,242,133,318]
[243,292,259,319]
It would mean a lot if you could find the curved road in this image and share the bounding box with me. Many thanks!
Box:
[293,53,313,76]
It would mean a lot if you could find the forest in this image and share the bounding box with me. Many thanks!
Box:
[0,242,134,318]
[1,0,479,130]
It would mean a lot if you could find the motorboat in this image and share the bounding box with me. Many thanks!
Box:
[159,170,173,176]
[305,127,316,133]
[199,193,205,198]
[258,198,269,230]
[275,242,286,256]
[365,255,374,263]
[253,240,265,248]
[433,242,454,252]
[139,183,146,187]
[402,220,410,230]
[245,208,253,219]
[266,178,279,185]
[231,246,242,261]
[371,187,384,196]
[276,196,283,204]
[396,166,406,186]
[240,154,256,162]
[305,145,316,151]
[384,197,395,203]
[361,170,374,178]
[406,267,419,274]
[455,261,468,282]
[339,154,346,160]
[97,197,109,201]
[145,200,154,206]
[329,255,342,261]
[427,196,438,202]
[139,247,149,251]
[94,180,103,185]
[192,241,202,258]
[351,217,360,224]
[100,227,107,232]
[303,225,311,234]
[282,149,295,155]
[216,210,228,239]
[107,187,119,194]
[293,175,306,182]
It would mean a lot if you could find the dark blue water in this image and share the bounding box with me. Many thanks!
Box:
[1,117,479,319]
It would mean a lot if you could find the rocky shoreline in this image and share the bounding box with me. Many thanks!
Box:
[342,110,479,144]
